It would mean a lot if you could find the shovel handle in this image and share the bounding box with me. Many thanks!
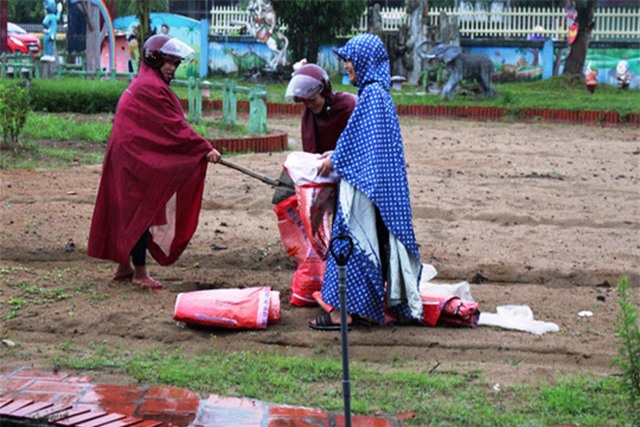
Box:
[219,158,281,187]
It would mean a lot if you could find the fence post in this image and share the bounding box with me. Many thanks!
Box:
[187,77,197,122]
[222,79,230,124]
[222,79,237,126]
[248,86,267,134]
[195,78,202,122]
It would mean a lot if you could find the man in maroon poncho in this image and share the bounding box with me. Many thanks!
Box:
[88,34,221,290]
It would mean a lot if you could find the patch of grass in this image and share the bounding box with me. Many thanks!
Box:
[202,75,639,114]
[1,141,104,169]
[0,266,109,320]
[4,297,27,319]
[0,112,251,169]
[389,77,638,113]
[191,119,250,139]
[23,113,113,143]
[49,346,634,426]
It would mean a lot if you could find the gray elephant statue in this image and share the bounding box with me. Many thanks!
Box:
[417,43,494,100]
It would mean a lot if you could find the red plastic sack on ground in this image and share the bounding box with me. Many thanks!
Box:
[421,293,479,327]
[173,287,280,329]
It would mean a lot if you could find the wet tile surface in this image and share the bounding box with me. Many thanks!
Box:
[0,366,404,426]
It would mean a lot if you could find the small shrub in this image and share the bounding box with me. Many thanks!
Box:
[0,82,30,146]
[28,78,127,113]
[612,276,640,425]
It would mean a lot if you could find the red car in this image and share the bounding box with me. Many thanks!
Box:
[6,22,42,55]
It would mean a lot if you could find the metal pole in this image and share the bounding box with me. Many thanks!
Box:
[330,234,354,427]
[338,262,351,427]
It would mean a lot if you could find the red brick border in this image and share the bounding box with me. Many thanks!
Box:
[180,99,639,128]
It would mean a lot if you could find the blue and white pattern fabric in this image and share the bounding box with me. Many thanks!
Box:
[321,34,423,324]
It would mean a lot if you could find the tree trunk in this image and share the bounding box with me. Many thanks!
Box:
[306,40,319,64]
[1,0,8,54]
[83,1,101,72]
[406,0,428,85]
[136,0,152,60]
[290,35,317,65]
[563,0,596,76]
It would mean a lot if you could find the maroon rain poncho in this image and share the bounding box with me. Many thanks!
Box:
[88,63,213,266]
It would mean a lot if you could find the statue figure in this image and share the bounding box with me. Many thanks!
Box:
[367,3,383,37]
[439,10,460,46]
[392,22,413,76]
[247,0,260,22]
[584,61,598,93]
[260,0,277,34]
[616,60,631,90]
[417,44,494,100]
[565,0,578,45]
[231,0,288,70]
[41,0,63,62]
[405,0,427,85]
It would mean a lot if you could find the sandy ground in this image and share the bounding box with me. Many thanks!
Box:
[0,118,638,389]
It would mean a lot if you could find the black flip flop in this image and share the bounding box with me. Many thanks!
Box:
[352,314,379,327]
[308,312,351,331]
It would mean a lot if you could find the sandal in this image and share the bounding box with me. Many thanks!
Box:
[352,314,378,327]
[131,277,163,291]
[308,312,351,331]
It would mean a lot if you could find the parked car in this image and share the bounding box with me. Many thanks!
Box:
[6,22,42,55]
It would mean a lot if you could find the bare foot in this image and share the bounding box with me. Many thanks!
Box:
[113,263,134,281]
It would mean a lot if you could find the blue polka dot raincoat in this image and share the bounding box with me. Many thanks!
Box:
[322,34,423,324]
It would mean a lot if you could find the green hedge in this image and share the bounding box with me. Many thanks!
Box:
[24,78,127,114]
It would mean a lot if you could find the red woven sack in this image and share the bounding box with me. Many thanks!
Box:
[173,287,280,330]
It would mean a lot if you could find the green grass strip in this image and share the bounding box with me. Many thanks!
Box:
[42,345,634,427]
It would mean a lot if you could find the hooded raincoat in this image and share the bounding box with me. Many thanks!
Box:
[321,34,423,324]
[88,63,214,266]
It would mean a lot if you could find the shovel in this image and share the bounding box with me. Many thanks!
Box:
[219,158,295,204]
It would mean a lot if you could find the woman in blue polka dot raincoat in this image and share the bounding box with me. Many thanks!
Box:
[309,33,424,330]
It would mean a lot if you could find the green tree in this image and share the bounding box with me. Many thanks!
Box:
[272,0,367,64]
[5,0,42,23]
[110,0,169,59]
[111,0,168,18]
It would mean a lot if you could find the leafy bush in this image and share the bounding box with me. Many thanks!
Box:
[613,276,640,425]
[26,78,127,113]
[0,82,30,146]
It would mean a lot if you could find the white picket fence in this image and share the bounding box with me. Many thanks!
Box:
[209,5,639,41]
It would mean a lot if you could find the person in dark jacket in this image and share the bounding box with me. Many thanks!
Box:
[285,63,357,155]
